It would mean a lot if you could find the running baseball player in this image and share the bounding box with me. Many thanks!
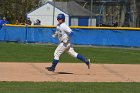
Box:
[46,14,90,72]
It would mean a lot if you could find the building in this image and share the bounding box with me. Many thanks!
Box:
[27,1,96,26]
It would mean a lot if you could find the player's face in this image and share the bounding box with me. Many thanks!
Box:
[57,19,63,24]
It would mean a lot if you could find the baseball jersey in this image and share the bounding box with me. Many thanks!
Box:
[56,23,72,43]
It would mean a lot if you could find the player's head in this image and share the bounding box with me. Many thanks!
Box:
[57,14,65,23]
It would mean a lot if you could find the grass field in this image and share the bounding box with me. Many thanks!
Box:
[0,42,140,64]
[0,42,140,93]
[0,82,139,93]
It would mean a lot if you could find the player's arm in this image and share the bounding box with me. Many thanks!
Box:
[52,31,58,38]
[61,24,73,43]
[68,31,73,37]
[62,24,73,37]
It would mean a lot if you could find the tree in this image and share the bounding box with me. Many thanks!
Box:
[0,0,41,23]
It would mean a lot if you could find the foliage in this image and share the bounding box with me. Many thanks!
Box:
[0,0,42,23]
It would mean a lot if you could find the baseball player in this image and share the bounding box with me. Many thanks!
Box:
[46,14,90,72]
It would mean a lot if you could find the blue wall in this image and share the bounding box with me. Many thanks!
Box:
[78,18,89,26]
[0,26,140,47]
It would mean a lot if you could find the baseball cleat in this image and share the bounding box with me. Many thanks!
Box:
[45,66,55,72]
[86,59,91,69]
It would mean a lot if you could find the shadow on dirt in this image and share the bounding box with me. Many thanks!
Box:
[55,72,74,74]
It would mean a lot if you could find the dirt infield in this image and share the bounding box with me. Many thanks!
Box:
[0,63,140,82]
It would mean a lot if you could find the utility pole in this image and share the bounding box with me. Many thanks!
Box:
[90,0,93,26]
[133,0,136,27]
[52,0,55,26]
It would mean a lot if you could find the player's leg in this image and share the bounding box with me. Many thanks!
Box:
[46,43,67,71]
[46,43,71,71]
[67,47,90,69]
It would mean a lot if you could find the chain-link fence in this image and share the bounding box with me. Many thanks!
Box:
[74,0,140,27]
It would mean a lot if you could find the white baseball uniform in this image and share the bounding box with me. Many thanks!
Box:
[53,23,78,60]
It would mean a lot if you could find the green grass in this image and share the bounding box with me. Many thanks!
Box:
[0,82,139,93]
[0,43,140,93]
[0,42,140,64]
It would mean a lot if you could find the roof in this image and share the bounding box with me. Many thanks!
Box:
[48,1,91,17]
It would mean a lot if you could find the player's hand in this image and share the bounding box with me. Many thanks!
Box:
[52,31,58,38]
[52,34,56,38]
[63,38,68,43]
[62,35,68,43]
